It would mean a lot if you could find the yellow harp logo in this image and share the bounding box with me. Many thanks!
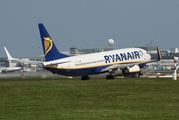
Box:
[44,37,53,55]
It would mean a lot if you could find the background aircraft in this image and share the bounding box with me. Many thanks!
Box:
[4,23,162,80]
[0,67,22,73]
[0,48,24,73]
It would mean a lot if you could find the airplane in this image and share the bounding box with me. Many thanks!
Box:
[0,49,24,73]
[4,23,162,80]
[0,51,25,73]
[0,67,22,73]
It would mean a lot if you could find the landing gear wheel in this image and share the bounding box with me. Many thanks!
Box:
[106,75,114,80]
[81,75,90,80]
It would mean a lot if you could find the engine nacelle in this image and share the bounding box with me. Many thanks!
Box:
[128,65,140,73]
[117,65,142,78]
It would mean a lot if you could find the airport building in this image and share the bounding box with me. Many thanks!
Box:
[70,47,113,56]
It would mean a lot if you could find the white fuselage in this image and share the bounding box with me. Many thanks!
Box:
[0,67,22,73]
[43,48,151,76]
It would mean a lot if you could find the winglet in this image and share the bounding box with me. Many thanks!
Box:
[4,47,13,60]
[157,47,162,61]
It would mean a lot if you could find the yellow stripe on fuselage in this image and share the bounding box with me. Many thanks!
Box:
[44,59,146,70]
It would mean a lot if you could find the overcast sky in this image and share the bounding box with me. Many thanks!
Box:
[0,0,179,57]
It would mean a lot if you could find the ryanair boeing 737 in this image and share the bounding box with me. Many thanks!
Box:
[4,23,162,80]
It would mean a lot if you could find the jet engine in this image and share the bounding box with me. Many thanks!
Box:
[120,65,142,78]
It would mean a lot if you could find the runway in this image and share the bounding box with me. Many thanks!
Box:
[0,70,176,79]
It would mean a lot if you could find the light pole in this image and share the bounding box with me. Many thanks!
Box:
[172,56,178,80]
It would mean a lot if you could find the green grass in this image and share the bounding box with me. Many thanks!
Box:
[0,77,179,120]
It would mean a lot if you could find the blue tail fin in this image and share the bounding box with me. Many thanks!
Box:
[38,23,69,61]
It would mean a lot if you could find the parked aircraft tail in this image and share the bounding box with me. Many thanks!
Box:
[38,23,69,61]
[4,47,13,60]
[4,47,43,64]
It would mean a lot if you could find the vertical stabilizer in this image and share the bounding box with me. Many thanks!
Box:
[4,47,13,60]
[38,23,69,61]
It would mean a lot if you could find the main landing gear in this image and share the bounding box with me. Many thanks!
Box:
[106,71,115,80]
[105,69,115,80]
[106,74,115,80]
[81,75,90,80]
[81,74,115,80]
